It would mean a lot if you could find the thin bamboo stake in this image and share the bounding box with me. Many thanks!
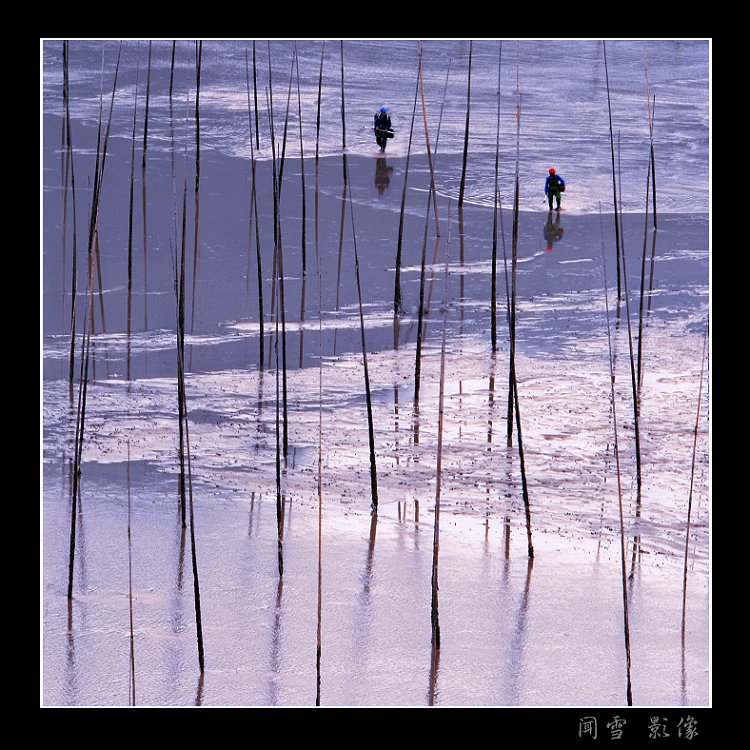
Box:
[253,41,260,152]
[348,189,379,512]
[67,330,90,600]
[457,41,472,207]
[314,40,325,707]
[637,160,652,390]
[245,49,265,366]
[177,173,188,527]
[432,199,453,651]
[190,40,202,336]
[175,156,205,671]
[333,42,348,356]
[603,41,623,300]
[507,45,520,446]
[394,45,422,317]
[126,54,140,380]
[63,41,80,386]
[413,44,441,410]
[600,206,634,706]
[612,138,643,565]
[491,42,502,353]
[68,44,120,596]
[644,43,657,230]
[295,44,307,277]
[142,41,152,330]
[682,315,709,638]
[275,309,284,576]
[295,45,308,367]
[127,443,136,706]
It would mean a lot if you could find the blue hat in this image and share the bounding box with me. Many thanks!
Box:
[381,106,387,112]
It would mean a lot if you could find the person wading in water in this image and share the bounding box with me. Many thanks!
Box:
[545,167,566,211]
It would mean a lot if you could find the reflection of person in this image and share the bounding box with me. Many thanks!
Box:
[374,106,392,152]
[544,167,566,211]
[544,210,564,252]
[375,156,393,195]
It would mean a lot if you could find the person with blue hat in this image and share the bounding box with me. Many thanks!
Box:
[374,106,393,152]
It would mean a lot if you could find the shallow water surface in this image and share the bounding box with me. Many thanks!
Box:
[42,39,710,710]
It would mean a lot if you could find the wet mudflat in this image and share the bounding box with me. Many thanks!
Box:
[41,39,710,712]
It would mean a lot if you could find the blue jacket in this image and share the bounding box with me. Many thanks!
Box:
[375,111,391,130]
[545,173,566,194]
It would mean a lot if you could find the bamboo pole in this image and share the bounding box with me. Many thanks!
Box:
[348,187,379,511]
[682,315,709,639]
[431,199,453,651]
[190,40,202,337]
[245,48,265,366]
[253,41,260,152]
[644,43,657,230]
[142,41,152,330]
[126,53,139,380]
[175,155,205,671]
[603,41,623,300]
[295,45,308,367]
[63,42,80,387]
[457,41,472,207]
[68,44,120,597]
[600,206,634,706]
[314,39,325,707]
[394,45,422,317]
[413,44,440,411]
[491,42,502,353]
[127,444,136,706]
[275,309,284,576]
[506,45,520,446]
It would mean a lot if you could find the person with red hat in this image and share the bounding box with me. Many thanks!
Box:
[545,167,566,211]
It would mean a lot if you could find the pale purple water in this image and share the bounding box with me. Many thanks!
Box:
[42,39,710,714]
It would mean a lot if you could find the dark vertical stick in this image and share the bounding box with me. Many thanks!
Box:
[682,315,708,638]
[432,200,453,651]
[190,40,202,335]
[603,41,623,300]
[347,183,379,510]
[142,41,152,330]
[295,45,308,366]
[253,41,260,151]
[63,41,80,386]
[185,414,205,673]
[127,444,136,706]
[457,40,472,207]
[314,39,325,708]
[413,46,440,411]
[127,52,140,380]
[394,45,422,317]
[507,45,520,446]
[275,310,284,576]
[245,49,265,366]
[295,44,307,277]
[177,170,188,527]
[265,46,290,455]
[644,43,657,229]
[67,330,90,599]
[637,162,652,390]
[600,208,634,706]
[175,158,205,671]
[511,360,534,559]
[613,139,643,566]
[491,42,502,353]
[333,41,348,355]
[68,44,120,597]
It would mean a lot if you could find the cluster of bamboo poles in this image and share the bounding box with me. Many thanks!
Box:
[56,39,707,707]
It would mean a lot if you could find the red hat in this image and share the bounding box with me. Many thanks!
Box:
[549,168,556,174]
